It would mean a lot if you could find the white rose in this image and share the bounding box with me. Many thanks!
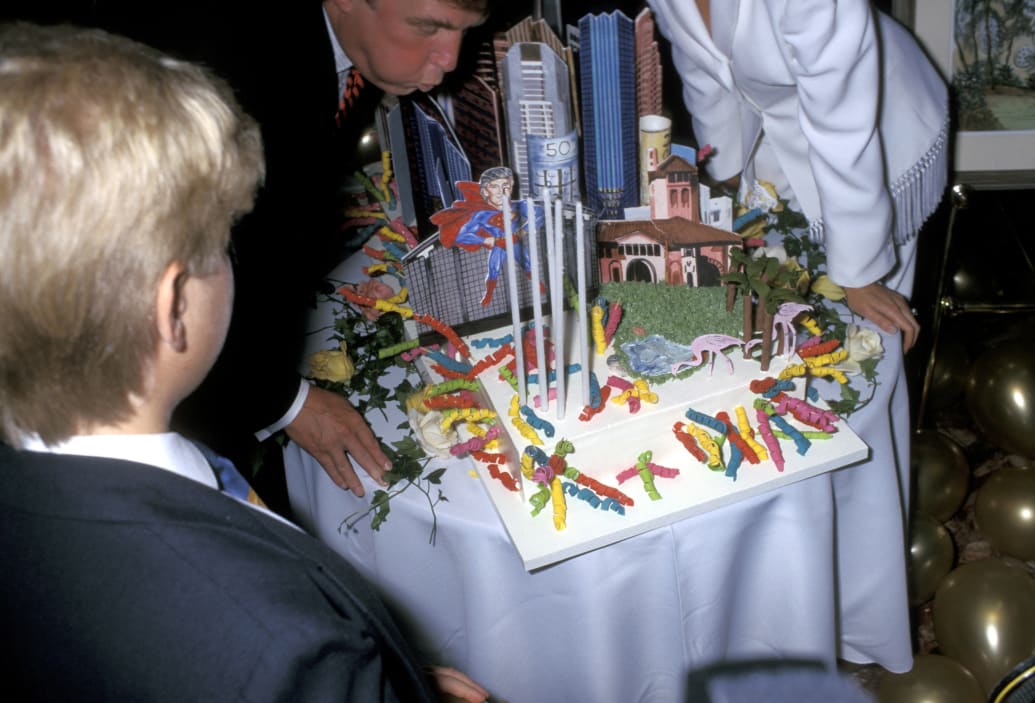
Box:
[751,245,788,265]
[839,324,884,374]
[407,408,458,458]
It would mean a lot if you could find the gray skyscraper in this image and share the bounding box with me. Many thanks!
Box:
[500,41,578,200]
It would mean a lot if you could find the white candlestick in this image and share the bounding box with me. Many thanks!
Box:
[553,198,566,420]
[543,190,559,419]
[575,201,590,407]
[527,198,549,413]
[502,196,526,406]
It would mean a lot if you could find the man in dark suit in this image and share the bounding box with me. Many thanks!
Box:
[0,23,490,701]
[1,0,491,515]
[122,0,491,513]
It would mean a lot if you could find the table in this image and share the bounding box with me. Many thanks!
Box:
[284,253,913,703]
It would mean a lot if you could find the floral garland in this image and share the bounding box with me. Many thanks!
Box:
[736,181,884,416]
[305,158,449,539]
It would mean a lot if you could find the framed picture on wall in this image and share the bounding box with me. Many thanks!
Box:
[893,0,1035,187]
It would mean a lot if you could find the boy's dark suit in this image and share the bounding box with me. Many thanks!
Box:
[0,443,435,702]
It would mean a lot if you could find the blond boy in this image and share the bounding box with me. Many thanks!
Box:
[0,23,487,702]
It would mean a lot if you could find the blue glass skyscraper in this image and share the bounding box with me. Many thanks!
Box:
[579,11,637,219]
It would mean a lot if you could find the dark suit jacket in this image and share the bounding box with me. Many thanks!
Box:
[162,3,384,451]
[0,443,435,702]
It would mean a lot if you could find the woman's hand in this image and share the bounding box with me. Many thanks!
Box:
[426,665,492,703]
[843,282,920,352]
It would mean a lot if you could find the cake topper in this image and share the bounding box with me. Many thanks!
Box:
[431,167,545,307]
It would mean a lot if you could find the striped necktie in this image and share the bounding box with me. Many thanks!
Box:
[335,66,367,128]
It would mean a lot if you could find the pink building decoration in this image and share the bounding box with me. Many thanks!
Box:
[634,8,663,119]
[597,154,740,287]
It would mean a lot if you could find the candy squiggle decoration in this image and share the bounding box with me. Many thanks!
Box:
[755,399,810,455]
[715,411,759,465]
[563,466,634,508]
[684,407,727,436]
[672,421,708,463]
[591,304,607,355]
[602,302,622,346]
[622,451,662,500]
[579,384,611,422]
[488,463,519,492]
[412,312,469,359]
[426,378,480,398]
[799,316,823,337]
[424,349,473,375]
[465,344,515,380]
[400,344,440,363]
[520,404,555,438]
[439,407,495,431]
[797,338,841,358]
[749,377,796,398]
[754,407,785,472]
[449,424,501,457]
[509,396,543,446]
[550,477,567,530]
[683,422,724,471]
[377,338,420,360]
[734,405,768,461]
[769,393,839,433]
[471,334,513,349]
[423,392,479,410]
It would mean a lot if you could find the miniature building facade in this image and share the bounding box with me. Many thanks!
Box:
[579,11,638,220]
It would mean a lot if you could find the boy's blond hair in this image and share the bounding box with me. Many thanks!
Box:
[0,23,264,446]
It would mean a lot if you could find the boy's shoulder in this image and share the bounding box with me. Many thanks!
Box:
[0,443,434,702]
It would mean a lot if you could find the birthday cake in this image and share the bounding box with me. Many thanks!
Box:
[326,9,870,566]
[387,179,854,508]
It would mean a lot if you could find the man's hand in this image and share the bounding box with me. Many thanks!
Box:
[425,666,492,703]
[843,282,920,352]
[285,385,390,496]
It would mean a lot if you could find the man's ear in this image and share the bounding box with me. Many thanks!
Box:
[326,0,356,14]
[155,262,189,354]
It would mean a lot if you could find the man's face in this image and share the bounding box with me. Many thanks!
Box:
[327,0,486,96]
[481,177,512,209]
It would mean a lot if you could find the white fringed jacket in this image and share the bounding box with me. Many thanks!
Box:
[648,0,948,289]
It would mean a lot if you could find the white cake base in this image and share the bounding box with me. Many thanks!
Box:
[424,316,869,570]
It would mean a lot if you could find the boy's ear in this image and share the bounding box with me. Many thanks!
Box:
[156,262,189,354]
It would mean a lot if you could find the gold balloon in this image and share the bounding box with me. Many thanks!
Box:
[952,256,1005,301]
[927,339,971,410]
[933,559,1035,696]
[975,469,1035,561]
[876,654,984,703]
[907,513,956,606]
[912,431,970,521]
[966,341,1035,458]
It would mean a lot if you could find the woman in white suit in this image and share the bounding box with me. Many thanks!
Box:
[649,0,948,673]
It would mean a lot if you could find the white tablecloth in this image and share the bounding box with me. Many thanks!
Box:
[284,254,912,703]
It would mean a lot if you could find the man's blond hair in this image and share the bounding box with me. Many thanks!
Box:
[0,23,264,445]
